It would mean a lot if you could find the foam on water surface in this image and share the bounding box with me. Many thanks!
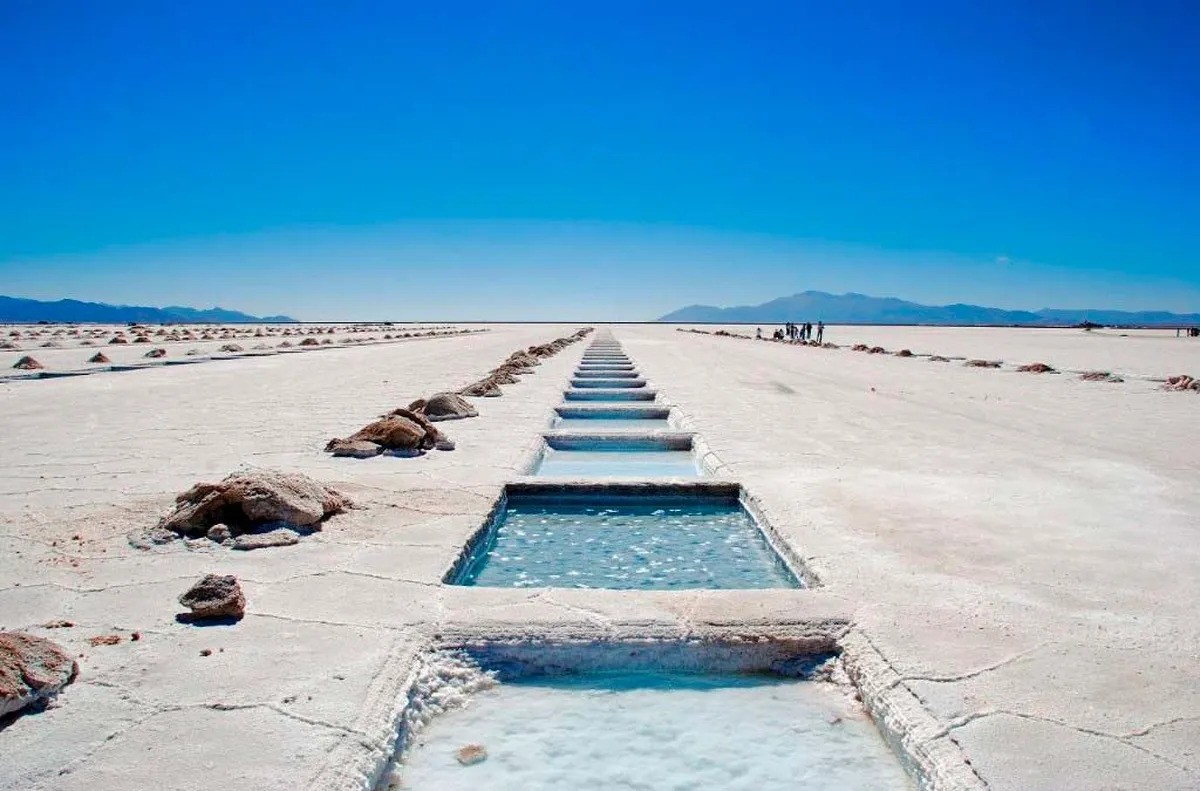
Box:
[397,671,912,790]
[456,497,798,588]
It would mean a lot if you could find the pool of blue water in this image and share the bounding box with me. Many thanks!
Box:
[553,417,671,431]
[455,494,798,589]
[564,389,655,401]
[397,670,910,790]
[533,447,699,476]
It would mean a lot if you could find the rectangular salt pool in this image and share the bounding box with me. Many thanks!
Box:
[395,669,910,790]
[533,447,699,477]
[564,388,656,401]
[453,491,798,588]
[553,416,670,431]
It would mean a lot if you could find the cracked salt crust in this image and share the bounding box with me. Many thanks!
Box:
[2,324,1198,790]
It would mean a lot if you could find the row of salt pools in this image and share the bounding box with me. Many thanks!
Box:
[399,332,915,791]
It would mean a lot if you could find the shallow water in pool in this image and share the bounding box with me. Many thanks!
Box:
[457,499,798,589]
[399,671,912,790]
[532,448,698,476]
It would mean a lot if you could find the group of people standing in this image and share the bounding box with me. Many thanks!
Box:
[758,321,824,343]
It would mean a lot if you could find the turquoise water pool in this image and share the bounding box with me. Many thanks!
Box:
[455,494,798,589]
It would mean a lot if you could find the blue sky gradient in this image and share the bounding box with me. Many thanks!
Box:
[1,1,1197,319]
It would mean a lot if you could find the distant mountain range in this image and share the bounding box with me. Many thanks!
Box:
[0,295,297,324]
[657,291,1200,327]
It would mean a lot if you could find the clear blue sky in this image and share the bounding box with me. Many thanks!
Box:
[1,1,1197,320]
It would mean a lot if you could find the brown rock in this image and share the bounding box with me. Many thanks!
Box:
[12,356,43,370]
[894,349,914,357]
[88,352,111,364]
[334,414,430,452]
[929,355,950,362]
[1162,375,1200,392]
[417,392,479,422]
[159,470,350,536]
[1017,362,1056,373]
[232,528,299,551]
[326,438,384,458]
[459,379,503,398]
[0,631,78,717]
[964,359,1001,368]
[88,634,121,647]
[144,348,167,358]
[1080,371,1123,383]
[218,343,243,353]
[455,744,488,766]
[179,574,245,620]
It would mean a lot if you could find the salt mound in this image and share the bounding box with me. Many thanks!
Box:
[11,355,43,370]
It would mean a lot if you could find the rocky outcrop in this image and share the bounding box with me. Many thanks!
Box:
[326,438,384,458]
[459,379,503,398]
[0,632,77,717]
[410,392,478,422]
[158,470,350,537]
[178,574,245,620]
[1080,371,1124,383]
[1162,375,1200,392]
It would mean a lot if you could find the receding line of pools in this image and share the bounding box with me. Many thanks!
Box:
[377,639,915,791]
[447,482,803,589]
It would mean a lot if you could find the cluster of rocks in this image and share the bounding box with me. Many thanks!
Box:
[130,470,351,550]
[1162,375,1200,392]
[323,329,591,460]
[326,405,457,458]
[455,329,593,399]
[3,325,489,377]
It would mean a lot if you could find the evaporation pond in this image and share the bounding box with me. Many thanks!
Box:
[534,447,699,477]
[552,417,671,431]
[457,496,799,588]
[399,671,911,790]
